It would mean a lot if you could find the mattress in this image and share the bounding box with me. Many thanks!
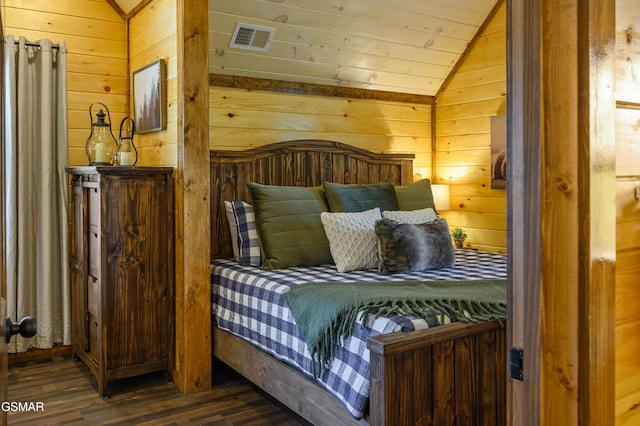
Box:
[210,249,507,419]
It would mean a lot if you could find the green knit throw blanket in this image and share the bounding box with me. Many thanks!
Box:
[284,279,507,377]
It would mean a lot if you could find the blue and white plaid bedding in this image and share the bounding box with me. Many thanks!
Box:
[211,249,507,419]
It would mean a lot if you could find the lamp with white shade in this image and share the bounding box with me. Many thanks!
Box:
[431,184,450,214]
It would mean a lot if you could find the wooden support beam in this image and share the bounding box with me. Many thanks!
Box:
[209,74,434,105]
[174,0,211,393]
[576,0,616,423]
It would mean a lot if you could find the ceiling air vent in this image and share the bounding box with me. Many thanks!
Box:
[229,23,275,52]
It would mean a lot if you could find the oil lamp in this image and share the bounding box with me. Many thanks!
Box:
[86,103,117,165]
[115,117,138,166]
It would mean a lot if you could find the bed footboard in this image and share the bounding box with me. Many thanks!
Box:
[214,321,505,426]
[213,327,368,426]
[366,320,506,426]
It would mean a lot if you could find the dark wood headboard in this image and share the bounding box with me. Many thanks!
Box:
[209,140,415,260]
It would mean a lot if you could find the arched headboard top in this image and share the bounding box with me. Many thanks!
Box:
[210,140,415,259]
[210,140,415,164]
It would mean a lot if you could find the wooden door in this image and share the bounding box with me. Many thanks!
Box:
[0,298,6,426]
[0,8,8,426]
[508,0,616,424]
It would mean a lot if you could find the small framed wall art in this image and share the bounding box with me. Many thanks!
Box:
[133,59,166,133]
[490,114,507,189]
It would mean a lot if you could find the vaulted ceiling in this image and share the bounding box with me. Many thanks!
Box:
[208,0,499,96]
[113,0,142,14]
[114,0,499,97]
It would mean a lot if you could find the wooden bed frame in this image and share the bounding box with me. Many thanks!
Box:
[209,140,506,426]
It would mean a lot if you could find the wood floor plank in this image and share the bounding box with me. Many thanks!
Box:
[7,355,310,425]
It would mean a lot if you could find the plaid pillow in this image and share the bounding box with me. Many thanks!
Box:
[224,201,240,261]
[229,200,261,266]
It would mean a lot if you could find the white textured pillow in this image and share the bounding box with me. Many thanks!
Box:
[382,207,437,224]
[320,208,382,273]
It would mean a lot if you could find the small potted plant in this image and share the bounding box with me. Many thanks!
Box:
[451,227,467,249]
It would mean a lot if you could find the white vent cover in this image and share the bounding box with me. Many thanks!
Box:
[229,23,275,52]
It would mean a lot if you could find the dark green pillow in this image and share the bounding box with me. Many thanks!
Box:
[395,179,436,211]
[323,181,399,212]
[247,182,333,270]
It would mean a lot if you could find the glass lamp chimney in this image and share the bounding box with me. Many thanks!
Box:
[116,117,138,166]
[86,103,117,165]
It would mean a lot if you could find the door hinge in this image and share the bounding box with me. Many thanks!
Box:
[509,347,524,381]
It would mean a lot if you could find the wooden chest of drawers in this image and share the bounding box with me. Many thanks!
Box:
[67,167,174,397]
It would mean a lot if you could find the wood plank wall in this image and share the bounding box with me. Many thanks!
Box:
[209,86,433,179]
[434,2,506,253]
[128,0,178,167]
[0,0,127,167]
[614,0,640,423]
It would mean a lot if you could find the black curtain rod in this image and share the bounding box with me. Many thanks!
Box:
[14,40,59,49]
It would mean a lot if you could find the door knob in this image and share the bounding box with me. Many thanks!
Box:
[5,316,37,343]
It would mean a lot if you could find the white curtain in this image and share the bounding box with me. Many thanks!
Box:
[3,35,70,353]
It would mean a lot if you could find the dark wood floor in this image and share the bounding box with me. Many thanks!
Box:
[7,355,311,425]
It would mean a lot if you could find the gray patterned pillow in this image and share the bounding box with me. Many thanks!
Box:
[381,207,437,224]
[375,218,456,274]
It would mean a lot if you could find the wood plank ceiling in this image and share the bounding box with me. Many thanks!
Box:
[113,0,143,14]
[208,0,498,96]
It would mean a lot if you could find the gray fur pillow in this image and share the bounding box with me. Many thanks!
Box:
[375,218,456,274]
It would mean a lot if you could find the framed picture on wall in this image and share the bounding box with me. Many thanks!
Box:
[490,114,507,189]
[133,59,166,134]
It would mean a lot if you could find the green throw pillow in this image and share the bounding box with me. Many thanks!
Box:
[394,179,436,211]
[323,181,399,212]
[247,182,333,270]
